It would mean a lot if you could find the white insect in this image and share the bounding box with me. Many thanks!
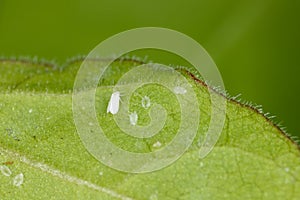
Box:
[141,96,151,109]
[173,86,187,94]
[129,111,138,126]
[0,165,12,177]
[149,193,158,200]
[13,173,24,187]
[199,162,204,168]
[152,141,162,148]
[107,91,120,115]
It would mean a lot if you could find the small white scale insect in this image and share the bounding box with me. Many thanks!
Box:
[129,111,138,126]
[173,86,187,94]
[0,165,12,177]
[13,173,24,187]
[141,96,151,109]
[107,91,121,115]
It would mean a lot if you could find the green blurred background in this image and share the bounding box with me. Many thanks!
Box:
[0,0,299,138]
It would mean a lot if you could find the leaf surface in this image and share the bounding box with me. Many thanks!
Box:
[0,59,299,200]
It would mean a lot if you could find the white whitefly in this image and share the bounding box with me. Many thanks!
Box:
[173,86,187,94]
[152,141,162,148]
[285,167,290,172]
[107,91,120,115]
[28,109,33,114]
[13,173,24,187]
[0,165,12,177]
[141,96,151,109]
[99,171,103,176]
[129,111,138,126]
[149,193,158,200]
[199,162,204,167]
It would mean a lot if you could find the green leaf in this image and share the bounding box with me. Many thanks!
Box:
[0,58,299,199]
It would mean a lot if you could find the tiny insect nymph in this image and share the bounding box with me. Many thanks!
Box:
[107,91,121,115]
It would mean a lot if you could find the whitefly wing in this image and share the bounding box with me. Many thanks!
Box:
[107,91,120,114]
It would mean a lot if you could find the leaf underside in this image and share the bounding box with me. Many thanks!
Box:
[0,59,299,200]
